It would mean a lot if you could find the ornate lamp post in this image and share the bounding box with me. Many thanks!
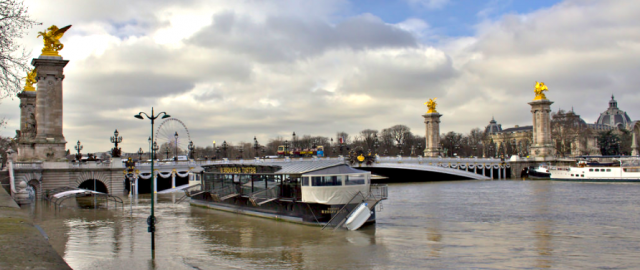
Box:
[471,144,477,157]
[292,132,296,150]
[74,140,83,161]
[110,129,123,157]
[134,108,170,257]
[137,147,144,162]
[330,138,334,157]
[238,146,244,159]
[253,136,260,158]
[188,141,195,160]
[373,134,380,155]
[164,146,170,160]
[417,142,422,157]
[174,132,179,161]
[410,145,415,156]
[212,141,216,159]
[222,141,228,159]
[214,147,220,160]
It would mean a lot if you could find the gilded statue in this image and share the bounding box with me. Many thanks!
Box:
[424,98,438,114]
[24,68,37,91]
[37,25,72,57]
[533,81,549,101]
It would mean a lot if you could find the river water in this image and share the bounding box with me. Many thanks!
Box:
[21,180,640,269]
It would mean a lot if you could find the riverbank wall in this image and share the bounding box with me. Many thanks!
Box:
[0,187,71,270]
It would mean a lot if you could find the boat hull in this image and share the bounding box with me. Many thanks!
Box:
[189,195,376,227]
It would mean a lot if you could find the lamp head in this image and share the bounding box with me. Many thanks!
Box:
[114,129,119,137]
[134,114,143,119]
[162,114,171,119]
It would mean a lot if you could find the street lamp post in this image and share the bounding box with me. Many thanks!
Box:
[134,107,170,258]
[110,129,123,157]
[188,141,195,160]
[137,148,144,162]
[174,132,178,161]
[238,146,244,159]
[253,136,260,158]
[74,140,83,161]
[417,142,422,157]
[373,134,380,155]
[222,141,228,159]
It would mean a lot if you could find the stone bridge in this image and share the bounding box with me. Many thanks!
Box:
[5,155,542,203]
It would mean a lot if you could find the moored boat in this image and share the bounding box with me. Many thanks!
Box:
[189,161,388,230]
[550,158,640,182]
[523,164,551,180]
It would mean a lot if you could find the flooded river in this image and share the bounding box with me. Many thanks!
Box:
[22,180,640,269]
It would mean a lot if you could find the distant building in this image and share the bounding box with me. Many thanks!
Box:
[595,95,633,130]
[483,95,634,157]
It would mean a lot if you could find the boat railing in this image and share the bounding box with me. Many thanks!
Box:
[175,184,203,204]
[370,184,388,200]
[322,191,367,230]
[210,185,238,202]
[248,186,280,206]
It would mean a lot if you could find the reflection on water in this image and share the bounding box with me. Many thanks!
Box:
[22,181,640,269]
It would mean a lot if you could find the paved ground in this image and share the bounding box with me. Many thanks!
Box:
[0,188,71,270]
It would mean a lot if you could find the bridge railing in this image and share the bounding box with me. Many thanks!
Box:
[12,162,43,170]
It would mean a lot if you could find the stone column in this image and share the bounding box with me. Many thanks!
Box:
[171,169,176,188]
[423,113,442,157]
[32,56,69,160]
[16,90,37,160]
[631,130,638,156]
[528,99,555,160]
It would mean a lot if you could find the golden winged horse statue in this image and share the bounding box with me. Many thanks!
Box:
[37,25,72,57]
[424,98,438,114]
[24,68,37,91]
[533,81,549,100]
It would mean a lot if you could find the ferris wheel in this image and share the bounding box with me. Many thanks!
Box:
[154,118,191,158]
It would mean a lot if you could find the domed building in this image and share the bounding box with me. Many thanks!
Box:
[484,117,502,134]
[596,95,633,129]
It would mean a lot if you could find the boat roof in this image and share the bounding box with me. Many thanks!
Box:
[203,160,367,175]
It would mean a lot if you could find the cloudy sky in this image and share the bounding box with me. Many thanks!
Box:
[2,0,639,153]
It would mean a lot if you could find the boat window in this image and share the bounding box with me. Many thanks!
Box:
[311,176,342,186]
[595,169,599,172]
[345,174,366,185]
[571,174,574,177]
[589,169,593,172]
[302,177,309,186]
[581,175,584,177]
[606,169,611,172]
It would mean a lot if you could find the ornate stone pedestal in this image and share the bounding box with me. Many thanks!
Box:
[423,113,442,157]
[17,56,69,161]
[529,99,555,160]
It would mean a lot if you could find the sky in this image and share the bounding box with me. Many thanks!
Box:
[2,0,640,154]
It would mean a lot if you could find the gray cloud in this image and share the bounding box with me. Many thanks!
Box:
[189,12,417,62]
[3,0,640,154]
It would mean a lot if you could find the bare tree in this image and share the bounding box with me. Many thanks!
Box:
[1,0,39,99]
[357,129,378,150]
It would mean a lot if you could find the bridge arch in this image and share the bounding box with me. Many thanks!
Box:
[78,179,109,193]
[358,163,490,182]
[15,172,42,200]
[75,171,111,193]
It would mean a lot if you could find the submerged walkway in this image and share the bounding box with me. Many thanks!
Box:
[0,188,70,270]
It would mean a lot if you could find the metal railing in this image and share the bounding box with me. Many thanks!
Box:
[249,186,280,206]
[322,191,366,230]
[370,184,388,200]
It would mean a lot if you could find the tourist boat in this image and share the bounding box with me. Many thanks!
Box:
[524,164,551,180]
[549,158,640,182]
[188,161,388,230]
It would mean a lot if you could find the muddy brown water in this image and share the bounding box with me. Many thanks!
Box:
[21,180,640,269]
